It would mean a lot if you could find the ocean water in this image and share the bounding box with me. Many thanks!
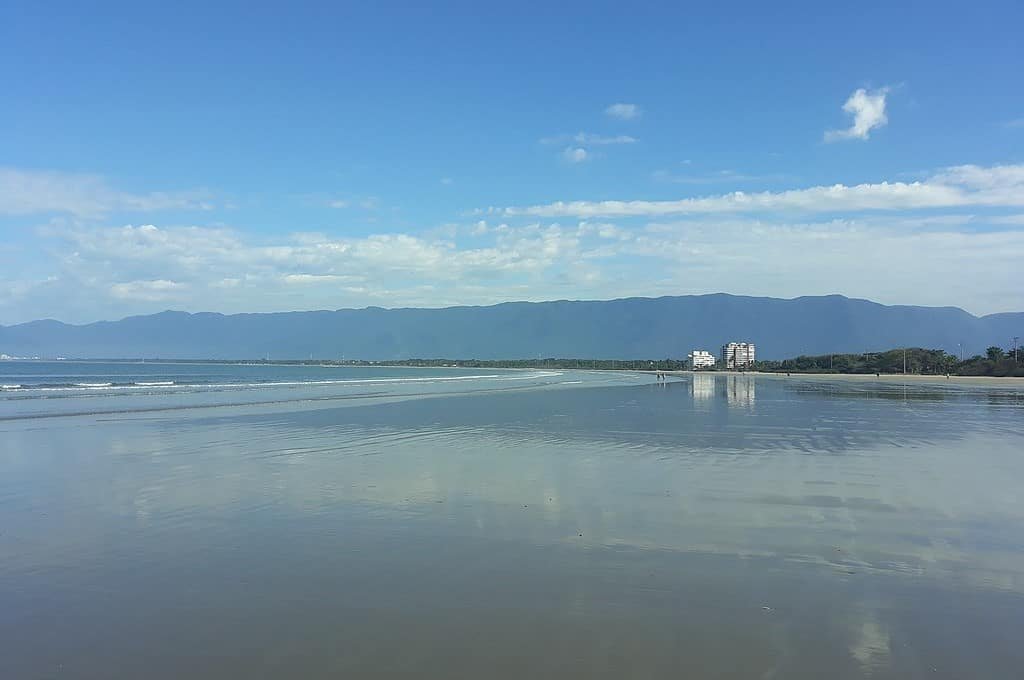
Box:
[0,361,571,421]
[1,363,1023,678]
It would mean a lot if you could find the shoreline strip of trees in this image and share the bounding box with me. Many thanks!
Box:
[36,346,1023,377]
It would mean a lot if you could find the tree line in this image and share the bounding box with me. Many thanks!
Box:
[751,345,1024,377]
[107,346,1023,377]
[353,346,1021,376]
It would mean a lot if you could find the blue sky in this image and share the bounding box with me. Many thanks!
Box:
[2,1,1023,324]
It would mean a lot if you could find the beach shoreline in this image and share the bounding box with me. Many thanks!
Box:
[652,369,1024,387]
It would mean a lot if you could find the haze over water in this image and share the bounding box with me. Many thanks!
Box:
[2,363,1023,678]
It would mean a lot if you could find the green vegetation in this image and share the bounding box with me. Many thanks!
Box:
[754,345,1024,377]
[82,347,1023,377]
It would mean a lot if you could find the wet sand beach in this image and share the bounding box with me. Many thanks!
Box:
[2,364,1022,678]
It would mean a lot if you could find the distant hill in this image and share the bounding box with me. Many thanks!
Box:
[1,294,1021,360]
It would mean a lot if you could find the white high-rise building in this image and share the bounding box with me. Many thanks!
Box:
[722,342,756,369]
[688,350,717,369]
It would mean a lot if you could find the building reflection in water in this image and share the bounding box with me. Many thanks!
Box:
[727,375,756,407]
[691,373,715,402]
[691,373,755,407]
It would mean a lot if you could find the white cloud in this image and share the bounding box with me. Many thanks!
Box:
[502,164,1024,218]
[0,167,213,218]
[110,279,185,301]
[4,204,1023,323]
[7,162,1024,322]
[605,103,641,120]
[561,147,590,164]
[317,195,384,210]
[6,210,1020,324]
[575,132,636,145]
[440,177,454,185]
[542,132,637,146]
[620,217,1024,313]
[990,214,1024,225]
[931,163,1024,192]
[282,273,359,285]
[576,222,632,241]
[1004,118,1024,129]
[46,222,586,295]
[825,87,890,142]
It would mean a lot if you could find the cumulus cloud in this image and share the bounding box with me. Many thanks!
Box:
[0,219,602,324]
[2,203,1020,325]
[825,87,890,142]
[4,161,1024,323]
[0,167,214,218]
[501,164,1024,218]
[628,218,1024,312]
[561,147,590,163]
[577,222,631,240]
[605,103,641,120]
[45,222,587,295]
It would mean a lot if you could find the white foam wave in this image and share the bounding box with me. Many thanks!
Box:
[6,371,564,394]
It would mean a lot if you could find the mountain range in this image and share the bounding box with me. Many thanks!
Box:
[1,294,1021,360]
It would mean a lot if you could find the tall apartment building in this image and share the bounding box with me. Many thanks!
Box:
[722,342,756,370]
[688,350,717,369]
